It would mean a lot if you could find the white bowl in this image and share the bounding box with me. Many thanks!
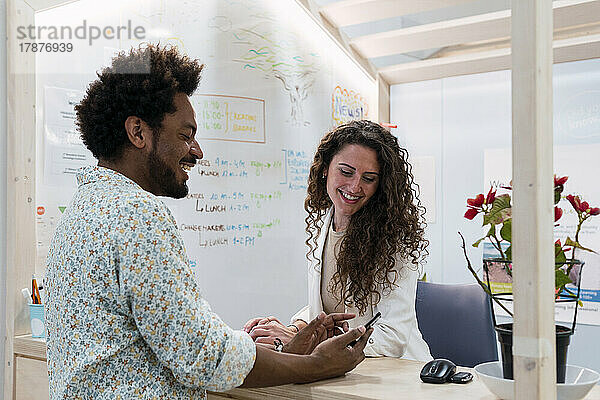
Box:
[474,361,600,400]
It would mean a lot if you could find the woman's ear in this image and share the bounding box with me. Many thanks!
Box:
[124,116,152,149]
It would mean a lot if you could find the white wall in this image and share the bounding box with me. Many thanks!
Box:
[390,59,600,374]
[1,0,8,394]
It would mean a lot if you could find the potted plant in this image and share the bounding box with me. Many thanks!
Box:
[459,175,599,383]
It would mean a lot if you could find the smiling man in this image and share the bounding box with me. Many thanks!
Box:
[43,45,371,400]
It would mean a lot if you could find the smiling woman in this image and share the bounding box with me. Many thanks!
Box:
[324,143,380,232]
[244,120,432,361]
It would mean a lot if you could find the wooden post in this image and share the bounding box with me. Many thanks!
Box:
[376,74,390,124]
[5,1,37,399]
[511,1,556,399]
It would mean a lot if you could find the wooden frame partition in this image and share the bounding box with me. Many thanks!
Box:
[5,2,74,398]
[511,1,556,398]
[5,1,37,399]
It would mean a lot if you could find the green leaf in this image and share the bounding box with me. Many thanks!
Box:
[473,225,498,248]
[565,237,598,254]
[472,237,486,247]
[505,245,512,260]
[555,269,572,291]
[483,194,512,225]
[500,219,512,242]
[555,248,567,265]
[554,186,563,205]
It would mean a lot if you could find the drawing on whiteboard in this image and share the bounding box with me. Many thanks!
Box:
[331,86,369,126]
[209,16,232,32]
[232,24,319,126]
[127,0,165,21]
[274,70,315,126]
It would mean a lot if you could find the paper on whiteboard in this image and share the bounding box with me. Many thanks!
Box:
[43,87,95,187]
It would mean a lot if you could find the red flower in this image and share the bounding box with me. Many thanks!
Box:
[555,239,561,247]
[580,201,589,212]
[567,194,599,214]
[486,187,496,204]
[467,194,485,208]
[566,194,581,212]
[554,175,568,187]
[464,208,479,220]
[554,206,563,222]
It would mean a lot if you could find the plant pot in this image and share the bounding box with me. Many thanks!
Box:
[495,323,573,383]
[482,258,584,384]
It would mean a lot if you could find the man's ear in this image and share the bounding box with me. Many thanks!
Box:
[124,116,153,149]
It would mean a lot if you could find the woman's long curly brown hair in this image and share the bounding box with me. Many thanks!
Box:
[305,120,428,314]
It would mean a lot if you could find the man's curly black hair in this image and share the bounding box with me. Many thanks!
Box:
[76,44,204,161]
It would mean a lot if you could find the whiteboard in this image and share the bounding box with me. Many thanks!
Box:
[34,0,376,328]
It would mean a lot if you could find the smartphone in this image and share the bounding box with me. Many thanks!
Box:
[448,371,473,384]
[363,311,381,331]
[349,312,381,346]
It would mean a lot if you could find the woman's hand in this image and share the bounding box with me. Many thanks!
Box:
[244,316,297,344]
[242,317,265,334]
[242,312,354,352]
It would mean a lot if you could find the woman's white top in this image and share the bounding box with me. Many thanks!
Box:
[292,208,432,361]
[320,222,346,314]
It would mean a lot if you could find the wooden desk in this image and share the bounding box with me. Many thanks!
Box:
[208,358,600,400]
[12,337,600,400]
[13,335,49,400]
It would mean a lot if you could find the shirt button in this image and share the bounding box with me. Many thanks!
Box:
[368,338,374,344]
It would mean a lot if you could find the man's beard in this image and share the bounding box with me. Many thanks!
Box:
[147,147,188,199]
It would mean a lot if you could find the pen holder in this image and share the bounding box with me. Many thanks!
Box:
[28,304,46,338]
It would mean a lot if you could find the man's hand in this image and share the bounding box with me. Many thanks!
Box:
[283,312,355,355]
[240,324,373,388]
[306,325,374,380]
[322,312,353,338]
[282,313,326,354]
[243,312,355,350]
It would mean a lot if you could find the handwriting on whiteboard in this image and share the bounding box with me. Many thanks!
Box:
[192,94,266,143]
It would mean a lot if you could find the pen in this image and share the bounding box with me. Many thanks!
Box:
[32,274,41,304]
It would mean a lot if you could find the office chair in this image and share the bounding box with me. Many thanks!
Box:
[415,281,498,367]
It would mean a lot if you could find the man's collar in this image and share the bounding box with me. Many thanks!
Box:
[76,165,142,189]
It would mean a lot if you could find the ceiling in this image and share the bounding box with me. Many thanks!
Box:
[297,0,600,84]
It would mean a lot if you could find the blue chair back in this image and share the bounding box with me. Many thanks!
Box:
[415,281,498,367]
